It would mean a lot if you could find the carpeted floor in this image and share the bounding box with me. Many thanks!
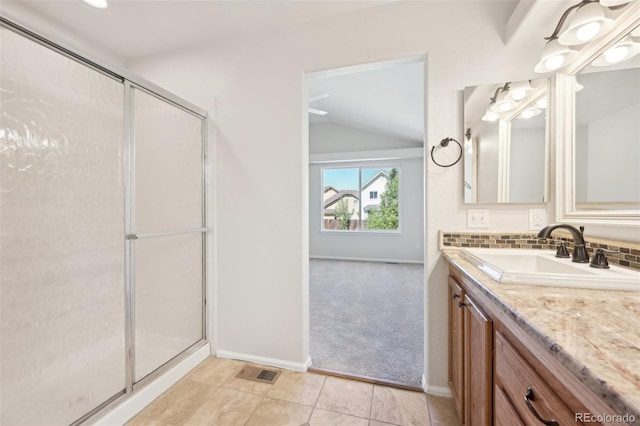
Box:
[309,259,424,387]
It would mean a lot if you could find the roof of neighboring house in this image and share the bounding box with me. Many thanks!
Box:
[363,204,380,211]
[324,190,359,209]
[324,185,338,194]
[361,170,389,190]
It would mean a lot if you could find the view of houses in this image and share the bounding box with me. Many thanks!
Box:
[323,167,399,231]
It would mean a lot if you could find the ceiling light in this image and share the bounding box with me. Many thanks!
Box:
[82,0,108,8]
[535,39,578,73]
[559,2,613,46]
[591,36,640,65]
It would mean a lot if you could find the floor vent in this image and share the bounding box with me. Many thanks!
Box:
[235,365,281,384]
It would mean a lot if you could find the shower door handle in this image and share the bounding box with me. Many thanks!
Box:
[126,227,210,240]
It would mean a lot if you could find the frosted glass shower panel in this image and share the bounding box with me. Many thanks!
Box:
[133,88,203,233]
[134,233,204,381]
[0,27,125,425]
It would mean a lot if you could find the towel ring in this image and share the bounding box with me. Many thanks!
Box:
[431,137,462,168]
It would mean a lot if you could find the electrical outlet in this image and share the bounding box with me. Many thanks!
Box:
[529,208,546,230]
[467,209,490,228]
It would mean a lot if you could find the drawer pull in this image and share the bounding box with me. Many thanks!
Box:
[452,292,460,300]
[458,301,467,308]
[524,388,559,426]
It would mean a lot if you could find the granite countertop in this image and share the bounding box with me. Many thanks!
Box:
[442,250,640,420]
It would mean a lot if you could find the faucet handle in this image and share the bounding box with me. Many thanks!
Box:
[555,242,570,258]
[590,249,610,269]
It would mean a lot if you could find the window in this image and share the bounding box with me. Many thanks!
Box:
[322,166,400,231]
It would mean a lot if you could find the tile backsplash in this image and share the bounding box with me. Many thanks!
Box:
[440,231,640,272]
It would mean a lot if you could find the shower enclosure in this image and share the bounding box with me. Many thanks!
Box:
[0,20,208,425]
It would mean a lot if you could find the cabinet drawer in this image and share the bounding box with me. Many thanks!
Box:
[495,384,524,426]
[495,332,580,425]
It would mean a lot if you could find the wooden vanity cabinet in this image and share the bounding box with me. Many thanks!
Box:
[447,264,629,426]
[448,277,465,422]
[463,294,493,426]
[448,275,493,426]
[495,331,577,425]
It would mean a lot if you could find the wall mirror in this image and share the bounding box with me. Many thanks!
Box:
[558,21,640,225]
[463,79,548,204]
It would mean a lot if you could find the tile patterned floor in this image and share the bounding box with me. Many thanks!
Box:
[127,357,462,426]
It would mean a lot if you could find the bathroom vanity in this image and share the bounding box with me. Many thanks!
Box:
[444,250,640,425]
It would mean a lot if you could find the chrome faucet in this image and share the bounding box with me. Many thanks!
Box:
[537,224,589,263]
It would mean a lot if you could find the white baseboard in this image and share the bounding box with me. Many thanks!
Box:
[91,344,210,426]
[216,350,311,372]
[424,384,452,397]
[310,255,423,265]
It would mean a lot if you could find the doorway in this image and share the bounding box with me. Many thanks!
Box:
[306,57,425,388]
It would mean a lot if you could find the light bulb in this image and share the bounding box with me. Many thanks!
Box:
[482,111,499,122]
[576,22,601,42]
[545,55,565,71]
[604,45,630,63]
[498,101,514,112]
[511,90,526,101]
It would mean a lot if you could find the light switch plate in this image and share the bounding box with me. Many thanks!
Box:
[528,208,546,230]
[467,209,490,228]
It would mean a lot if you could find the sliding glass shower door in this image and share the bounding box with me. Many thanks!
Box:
[1,21,207,425]
[129,87,206,383]
[1,26,126,425]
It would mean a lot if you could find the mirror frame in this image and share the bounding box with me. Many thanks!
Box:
[555,5,640,227]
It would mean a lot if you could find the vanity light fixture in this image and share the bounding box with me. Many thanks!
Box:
[82,0,108,8]
[591,35,640,65]
[506,80,534,101]
[482,82,511,121]
[491,89,515,112]
[535,39,579,73]
[558,1,614,45]
[534,0,632,73]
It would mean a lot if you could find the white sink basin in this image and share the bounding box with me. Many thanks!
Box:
[459,248,640,291]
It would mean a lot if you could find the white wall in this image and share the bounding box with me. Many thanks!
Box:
[125,0,557,390]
